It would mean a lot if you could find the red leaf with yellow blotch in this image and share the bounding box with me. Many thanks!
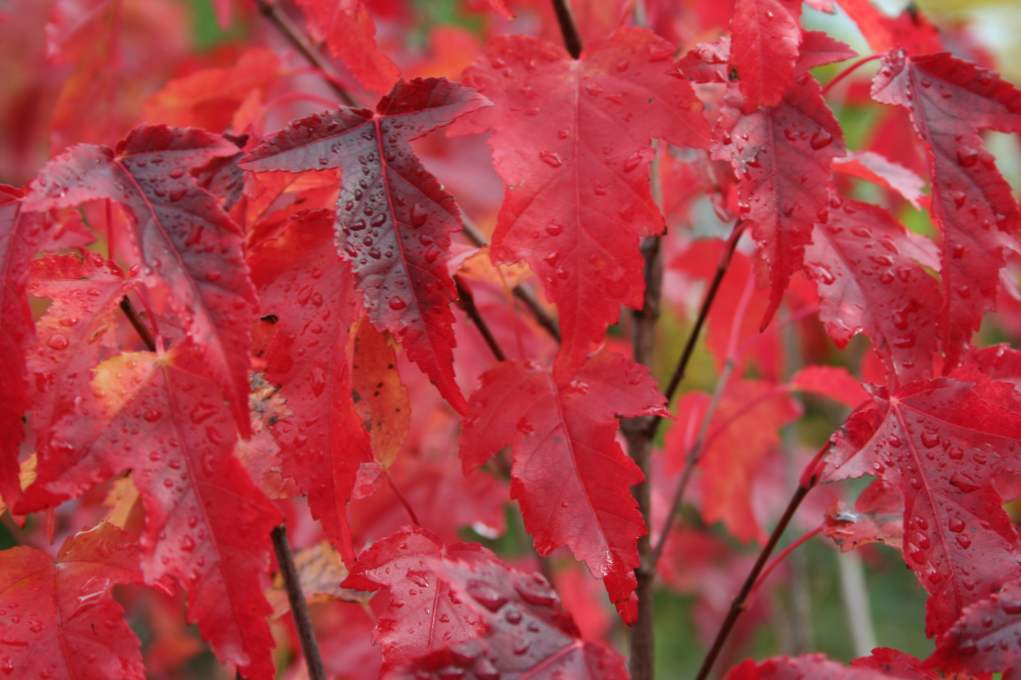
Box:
[458,27,709,374]
[871,51,1021,369]
[460,351,666,621]
[728,0,802,110]
[825,376,1021,638]
[24,125,256,435]
[713,74,845,327]
[21,345,280,679]
[341,526,628,679]
[0,522,143,680]
[666,379,800,543]
[248,207,371,560]
[804,199,942,384]
[243,78,489,414]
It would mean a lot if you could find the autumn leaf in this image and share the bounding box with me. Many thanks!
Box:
[459,27,709,374]
[22,345,280,678]
[804,199,942,383]
[728,0,803,110]
[24,125,257,435]
[713,72,846,327]
[825,375,1021,638]
[248,208,371,561]
[342,526,628,678]
[243,78,489,414]
[0,522,144,680]
[871,51,1021,368]
[460,351,666,621]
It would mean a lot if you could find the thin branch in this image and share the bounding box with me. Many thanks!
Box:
[461,217,561,343]
[455,275,506,362]
[695,445,829,680]
[821,54,883,97]
[385,472,421,527]
[644,221,745,440]
[119,297,156,352]
[270,525,327,680]
[649,356,735,568]
[749,525,822,599]
[253,0,356,106]
[551,0,583,59]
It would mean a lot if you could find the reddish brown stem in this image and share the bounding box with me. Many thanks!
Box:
[749,525,823,598]
[385,472,421,527]
[455,275,506,362]
[271,525,327,680]
[821,54,884,97]
[695,446,828,680]
[644,221,745,440]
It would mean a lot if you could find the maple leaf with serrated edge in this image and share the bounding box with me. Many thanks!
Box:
[341,526,628,678]
[295,0,400,94]
[21,344,280,678]
[0,186,33,504]
[833,151,927,210]
[928,576,1021,674]
[457,27,709,375]
[790,365,867,408]
[459,351,666,622]
[666,379,800,543]
[804,199,942,384]
[243,78,489,414]
[17,253,138,510]
[824,376,1021,638]
[871,51,1021,369]
[713,73,845,328]
[0,522,144,680]
[248,208,371,562]
[23,125,256,435]
[728,0,802,110]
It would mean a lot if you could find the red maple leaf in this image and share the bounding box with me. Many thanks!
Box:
[871,51,1021,368]
[458,27,709,374]
[825,375,1021,638]
[728,0,802,110]
[24,125,256,435]
[460,351,666,621]
[249,207,371,561]
[243,78,489,414]
[0,522,144,679]
[342,526,628,678]
[713,73,845,327]
[804,199,942,384]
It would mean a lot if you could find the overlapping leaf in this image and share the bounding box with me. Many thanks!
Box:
[342,527,628,678]
[21,345,280,678]
[459,28,709,373]
[295,0,400,94]
[243,78,489,413]
[871,51,1021,367]
[825,375,1021,637]
[728,0,802,110]
[24,125,256,433]
[666,379,800,542]
[460,351,666,620]
[929,576,1021,674]
[248,208,371,560]
[713,73,846,326]
[727,651,934,679]
[0,522,143,679]
[804,199,941,383]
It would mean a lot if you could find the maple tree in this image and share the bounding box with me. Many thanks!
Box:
[3,0,1021,679]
